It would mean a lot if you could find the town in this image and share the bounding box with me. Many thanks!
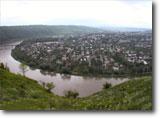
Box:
[12,31,152,77]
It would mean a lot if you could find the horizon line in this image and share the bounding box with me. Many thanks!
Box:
[0,24,152,30]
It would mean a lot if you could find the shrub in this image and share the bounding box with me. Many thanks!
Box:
[41,82,46,88]
[103,82,111,89]
[5,63,10,72]
[46,82,55,92]
[39,81,46,88]
[64,90,79,98]
[19,84,27,97]
[0,63,5,69]
[0,63,10,71]
[19,63,28,76]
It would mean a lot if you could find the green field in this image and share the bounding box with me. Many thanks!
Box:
[0,68,152,110]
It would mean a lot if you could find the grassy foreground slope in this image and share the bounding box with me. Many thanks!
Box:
[0,68,152,110]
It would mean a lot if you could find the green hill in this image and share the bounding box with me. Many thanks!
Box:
[0,25,104,43]
[0,68,152,110]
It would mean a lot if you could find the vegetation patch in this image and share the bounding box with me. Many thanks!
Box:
[103,82,112,89]
[0,67,152,110]
[64,90,79,98]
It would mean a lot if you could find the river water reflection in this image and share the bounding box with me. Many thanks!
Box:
[0,42,129,97]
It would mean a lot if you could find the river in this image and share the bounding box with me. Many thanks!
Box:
[0,42,129,97]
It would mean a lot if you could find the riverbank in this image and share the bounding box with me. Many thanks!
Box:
[0,68,152,110]
[11,48,151,79]
[1,44,131,97]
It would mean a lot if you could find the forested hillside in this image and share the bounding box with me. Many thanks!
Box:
[0,25,104,43]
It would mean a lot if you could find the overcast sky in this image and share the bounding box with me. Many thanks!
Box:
[0,0,152,28]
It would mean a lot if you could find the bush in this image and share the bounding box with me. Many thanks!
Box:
[64,90,79,98]
[61,67,71,74]
[0,63,10,71]
[0,63,5,69]
[103,82,111,89]
[46,82,55,92]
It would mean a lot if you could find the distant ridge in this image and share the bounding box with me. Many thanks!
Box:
[0,25,104,43]
[0,25,151,43]
[99,26,151,32]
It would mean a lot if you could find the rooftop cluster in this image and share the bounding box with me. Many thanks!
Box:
[12,31,152,77]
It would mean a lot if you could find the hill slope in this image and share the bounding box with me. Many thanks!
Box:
[0,25,104,43]
[0,68,152,110]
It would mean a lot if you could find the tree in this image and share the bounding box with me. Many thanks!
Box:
[103,82,111,89]
[19,63,28,76]
[4,63,10,71]
[64,90,79,98]
[0,62,10,71]
[46,82,55,92]
[0,63,5,69]
[39,81,46,88]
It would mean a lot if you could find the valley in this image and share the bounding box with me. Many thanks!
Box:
[12,31,152,77]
